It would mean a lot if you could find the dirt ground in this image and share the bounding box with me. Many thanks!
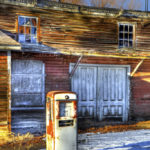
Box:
[79,120,150,134]
[1,120,150,150]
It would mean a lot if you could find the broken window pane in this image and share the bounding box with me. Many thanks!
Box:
[31,36,37,43]
[31,18,37,26]
[19,26,25,34]
[25,18,31,26]
[25,34,31,43]
[18,34,25,43]
[25,27,31,34]
[18,16,38,44]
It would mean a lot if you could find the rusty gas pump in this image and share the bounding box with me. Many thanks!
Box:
[46,91,77,150]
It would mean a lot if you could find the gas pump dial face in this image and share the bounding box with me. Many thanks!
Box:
[65,95,69,100]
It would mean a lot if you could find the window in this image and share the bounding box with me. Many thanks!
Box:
[119,24,134,48]
[18,16,38,44]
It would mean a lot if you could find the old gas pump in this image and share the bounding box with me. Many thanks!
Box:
[46,91,77,150]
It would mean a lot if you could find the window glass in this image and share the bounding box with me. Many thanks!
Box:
[25,34,31,43]
[119,24,133,48]
[18,16,38,43]
[31,18,37,26]
[59,102,72,117]
[119,40,123,47]
[129,25,133,32]
[129,34,133,40]
[19,17,25,26]
[19,26,25,34]
[31,27,37,34]
[125,25,128,32]
[119,25,123,32]
[19,34,25,43]
[119,33,123,39]
[31,36,37,43]
[129,41,133,47]
[125,33,128,39]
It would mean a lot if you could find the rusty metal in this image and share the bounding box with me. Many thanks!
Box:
[46,91,77,150]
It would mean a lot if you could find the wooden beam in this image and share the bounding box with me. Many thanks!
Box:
[62,51,150,60]
[69,55,83,78]
[7,51,11,132]
[131,59,144,77]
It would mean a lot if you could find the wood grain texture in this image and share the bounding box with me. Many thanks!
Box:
[11,52,150,122]
[0,3,150,57]
[0,52,9,132]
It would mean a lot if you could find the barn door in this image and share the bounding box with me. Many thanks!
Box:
[11,60,45,134]
[11,60,45,109]
[97,67,128,121]
[71,63,129,122]
[71,65,97,118]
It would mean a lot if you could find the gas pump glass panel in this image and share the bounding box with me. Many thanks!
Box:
[59,102,73,117]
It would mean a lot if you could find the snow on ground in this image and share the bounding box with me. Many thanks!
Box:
[78,129,150,150]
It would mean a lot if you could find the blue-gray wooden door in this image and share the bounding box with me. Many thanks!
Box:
[11,60,45,134]
[11,60,45,109]
[71,64,129,122]
[71,65,97,118]
[97,66,128,122]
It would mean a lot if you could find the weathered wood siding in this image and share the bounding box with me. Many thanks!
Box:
[12,53,70,93]
[0,52,10,132]
[11,60,45,108]
[12,52,150,122]
[11,52,70,134]
[0,3,150,57]
[1,2,150,133]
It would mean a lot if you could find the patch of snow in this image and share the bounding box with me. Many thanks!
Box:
[78,130,150,150]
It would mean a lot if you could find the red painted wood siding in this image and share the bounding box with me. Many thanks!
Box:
[12,52,150,120]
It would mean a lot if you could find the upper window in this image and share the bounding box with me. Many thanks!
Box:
[18,16,38,44]
[119,24,134,48]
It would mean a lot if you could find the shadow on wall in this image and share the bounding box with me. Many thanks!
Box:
[131,73,150,119]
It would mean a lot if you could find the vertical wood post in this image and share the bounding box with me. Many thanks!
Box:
[131,59,144,77]
[7,51,11,132]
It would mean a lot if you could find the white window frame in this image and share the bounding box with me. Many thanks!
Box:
[118,23,134,48]
[18,16,38,44]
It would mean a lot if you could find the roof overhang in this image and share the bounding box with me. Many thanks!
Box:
[0,31,21,51]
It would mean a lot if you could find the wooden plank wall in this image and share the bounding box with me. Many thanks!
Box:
[0,52,9,132]
[11,52,70,134]
[12,52,150,121]
[0,3,150,56]
[12,53,70,93]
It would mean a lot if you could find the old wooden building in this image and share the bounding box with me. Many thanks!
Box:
[1,0,150,134]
